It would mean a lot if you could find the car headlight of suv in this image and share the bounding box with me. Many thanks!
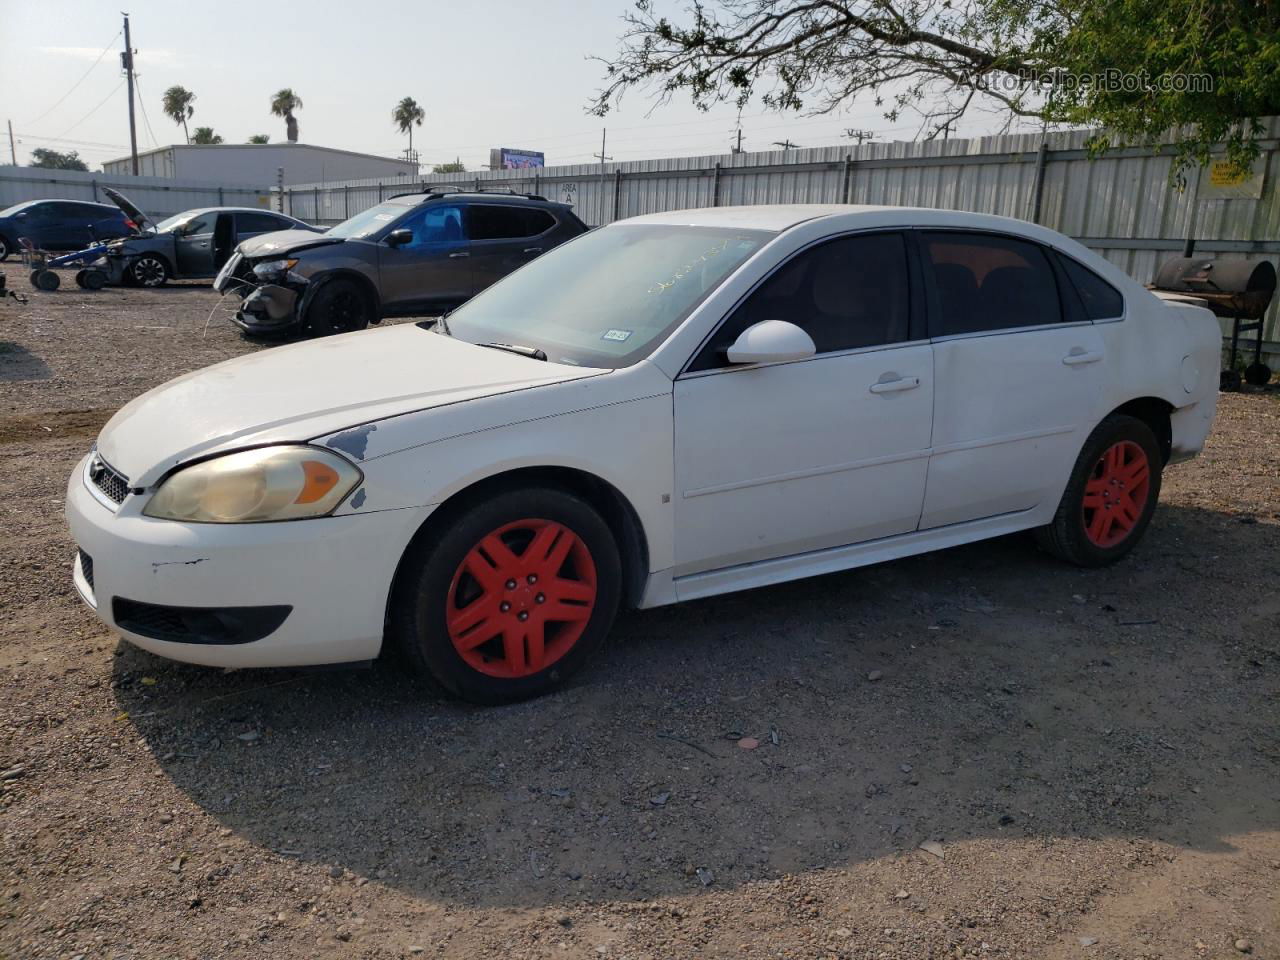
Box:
[143,446,362,523]
[252,258,299,279]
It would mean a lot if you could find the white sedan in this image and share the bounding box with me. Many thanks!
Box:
[67,204,1221,703]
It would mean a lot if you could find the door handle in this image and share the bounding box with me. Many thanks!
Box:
[448,251,470,259]
[1062,350,1103,365]
[869,376,921,394]
[523,246,543,254]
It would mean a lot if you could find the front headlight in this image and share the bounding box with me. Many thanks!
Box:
[252,258,299,278]
[143,446,361,523]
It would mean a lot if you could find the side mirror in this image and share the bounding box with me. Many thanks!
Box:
[14,211,27,220]
[385,228,413,248]
[725,319,816,365]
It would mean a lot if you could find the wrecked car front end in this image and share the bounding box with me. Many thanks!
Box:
[215,232,351,336]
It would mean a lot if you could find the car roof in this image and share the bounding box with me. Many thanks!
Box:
[173,207,301,218]
[623,203,1056,239]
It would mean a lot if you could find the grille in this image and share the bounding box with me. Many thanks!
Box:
[113,598,292,645]
[78,550,95,591]
[88,454,130,505]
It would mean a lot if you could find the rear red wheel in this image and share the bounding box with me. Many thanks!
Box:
[392,488,621,703]
[1081,440,1151,548]
[446,519,597,679]
[1036,414,1163,567]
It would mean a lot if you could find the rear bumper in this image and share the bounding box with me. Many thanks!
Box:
[65,455,431,668]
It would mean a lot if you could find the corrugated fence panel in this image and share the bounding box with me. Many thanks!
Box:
[279,122,1280,341]
[0,166,271,219]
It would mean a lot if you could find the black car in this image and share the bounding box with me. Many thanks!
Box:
[214,187,588,337]
[0,199,133,261]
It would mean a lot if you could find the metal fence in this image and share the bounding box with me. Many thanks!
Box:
[0,166,273,221]
[284,120,1280,345]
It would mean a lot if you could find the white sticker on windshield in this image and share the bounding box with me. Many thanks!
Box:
[602,329,633,342]
[372,213,394,221]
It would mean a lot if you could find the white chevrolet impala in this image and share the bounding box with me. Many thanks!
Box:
[67,205,1221,703]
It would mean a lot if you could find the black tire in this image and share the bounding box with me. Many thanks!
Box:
[1220,369,1242,392]
[82,269,107,291]
[390,487,622,704]
[304,278,373,337]
[75,269,88,288]
[1244,362,1271,387]
[1035,414,1163,567]
[0,235,11,262]
[129,254,169,287]
[33,270,60,292]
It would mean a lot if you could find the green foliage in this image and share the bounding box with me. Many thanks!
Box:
[191,127,223,145]
[246,134,271,144]
[161,85,196,143]
[432,160,466,173]
[30,148,88,170]
[592,0,1280,179]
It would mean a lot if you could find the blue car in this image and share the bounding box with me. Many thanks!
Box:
[0,199,134,262]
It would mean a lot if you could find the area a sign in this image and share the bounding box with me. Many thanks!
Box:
[1199,156,1266,201]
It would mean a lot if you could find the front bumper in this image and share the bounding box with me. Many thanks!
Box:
[65,455,430,668]
[231,283,303,335]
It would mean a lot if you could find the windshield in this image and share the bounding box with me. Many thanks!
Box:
[325,201,413,239]
[153,212,196,233]
[440,224,773,368]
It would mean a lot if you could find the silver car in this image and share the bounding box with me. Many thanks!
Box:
[97,188,318,287]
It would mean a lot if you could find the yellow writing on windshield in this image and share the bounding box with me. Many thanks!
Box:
[646,239,732,296]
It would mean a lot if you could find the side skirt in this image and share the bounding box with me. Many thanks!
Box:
[668,507,1041,604]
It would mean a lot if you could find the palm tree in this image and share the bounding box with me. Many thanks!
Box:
[392,96,426,159]
[270,89,303,142]
[191,127,223,145]
[246,134,270,144]
[161,85,195,144]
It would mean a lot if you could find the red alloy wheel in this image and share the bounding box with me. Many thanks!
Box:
[445,518,597,679]
[1081,440,1151,548]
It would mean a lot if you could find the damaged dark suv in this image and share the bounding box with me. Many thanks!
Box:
[214,187,588,337]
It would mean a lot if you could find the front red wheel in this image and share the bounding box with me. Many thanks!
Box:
[1036,414,1163,567]
[446,519,597,679]
[391,488,621,704]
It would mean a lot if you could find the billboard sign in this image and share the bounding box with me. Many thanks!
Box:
[491,147,545,170]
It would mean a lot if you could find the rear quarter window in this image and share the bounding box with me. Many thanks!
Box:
[1058,255,1124,320]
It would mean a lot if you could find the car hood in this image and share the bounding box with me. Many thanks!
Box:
[238,229,344,259]
[96,325,601,486]
[102,186,150,232]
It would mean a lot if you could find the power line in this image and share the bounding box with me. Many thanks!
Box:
[133,74,160,148]
[15,132,131,150]
[23,30,122,126]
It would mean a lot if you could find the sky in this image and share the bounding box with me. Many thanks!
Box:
[0,0,1033,172]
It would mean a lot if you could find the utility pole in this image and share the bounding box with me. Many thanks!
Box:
[772,139,799,151]
[731,109,744,153]
[6,120,16,166]
[592,128,612,226]
[122,13,139,175]
[846,129,876,146]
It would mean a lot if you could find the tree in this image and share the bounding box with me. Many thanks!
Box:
[270,88,303,143]
[30,148,88,171]
[591,0,1280,178]
[432,159,466,173]
[247,134,271,144]
[161,85,196,144]
[191,127,223,145]
[392,96,426,157]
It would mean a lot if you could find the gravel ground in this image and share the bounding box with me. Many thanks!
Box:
[1,276,1278,960]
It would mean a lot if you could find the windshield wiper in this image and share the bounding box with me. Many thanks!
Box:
[477,341,547,361]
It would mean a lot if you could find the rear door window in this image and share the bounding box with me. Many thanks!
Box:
[922,232,1063,336]
[237,212,291,234]
[469,204,546,240]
